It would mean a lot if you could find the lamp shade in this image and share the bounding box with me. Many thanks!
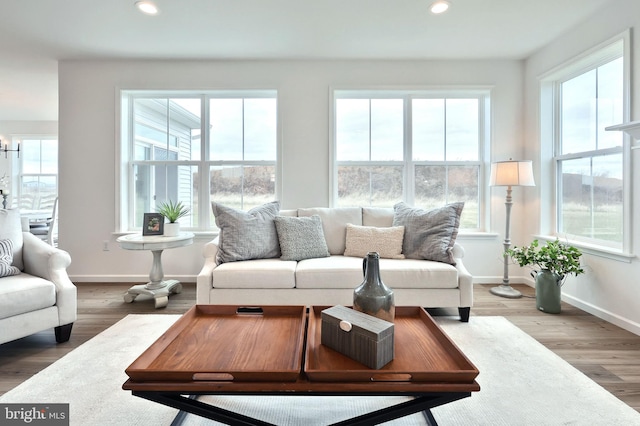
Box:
[490,160,535,187]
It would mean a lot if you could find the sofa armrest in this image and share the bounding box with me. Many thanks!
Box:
[196,236,220,303]
[202,236,220,262]
[452,242,473,308]
[21,232,77,325]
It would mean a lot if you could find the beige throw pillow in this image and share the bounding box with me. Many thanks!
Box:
[343,224,405,259]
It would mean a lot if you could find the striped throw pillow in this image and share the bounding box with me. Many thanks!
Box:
[0,239,20,278]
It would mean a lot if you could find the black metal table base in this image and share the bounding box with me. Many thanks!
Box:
[133,391,470,426]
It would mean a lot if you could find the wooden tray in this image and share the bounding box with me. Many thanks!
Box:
[125,305,307,382]
[305,306,479,383]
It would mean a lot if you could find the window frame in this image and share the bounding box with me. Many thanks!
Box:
[118,90,279,234]
[330,88,491,232]
[15,135,58,211]
[539,31,631,258]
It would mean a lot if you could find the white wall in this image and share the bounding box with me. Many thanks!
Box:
[524,0,640,334]
[58,59,525,285]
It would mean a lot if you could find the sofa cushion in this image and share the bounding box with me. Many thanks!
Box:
[0,239,20,277]
[212,259,296,289]
[0,209,24,270]
[298,207,362,255]
[274,215,330,261]
[296,255,364,289]
[295,256,458,290]
[392,202,464,265]
[278,209,298,217]
[212,201,280,263]
[362,207,394,227]
[376,258,459,289]
[343,224,405,259]
[0,274,56,320]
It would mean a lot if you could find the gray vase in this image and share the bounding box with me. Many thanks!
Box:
[532,269,562,314]
[353,252,395,322]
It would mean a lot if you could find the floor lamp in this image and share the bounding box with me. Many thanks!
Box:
[490,159,535,298]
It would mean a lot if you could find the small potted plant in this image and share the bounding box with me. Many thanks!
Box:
[157,200,190,237]
[507,239,584,314]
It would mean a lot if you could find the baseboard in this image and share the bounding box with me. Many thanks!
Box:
[562,293,640,336]
[480,276,639,335]
[472,275,534,286]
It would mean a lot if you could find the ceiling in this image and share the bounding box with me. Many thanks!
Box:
[0,0,613,121]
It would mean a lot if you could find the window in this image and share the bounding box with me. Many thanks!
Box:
[333,90,488,230]
[17,137,58,212]
[120,91,277,232]
[545,37,627,249]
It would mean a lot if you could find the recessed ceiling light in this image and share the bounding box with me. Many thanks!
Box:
[430,0,450,14]
[135,1,159,15]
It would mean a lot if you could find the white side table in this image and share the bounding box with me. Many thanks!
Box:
[116,232,194,308]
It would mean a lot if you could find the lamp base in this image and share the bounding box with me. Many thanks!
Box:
[490,284,522,299]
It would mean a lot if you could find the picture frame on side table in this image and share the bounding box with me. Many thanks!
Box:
[143,213,164,236]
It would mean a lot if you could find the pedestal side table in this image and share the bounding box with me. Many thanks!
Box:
[117,232,194,308]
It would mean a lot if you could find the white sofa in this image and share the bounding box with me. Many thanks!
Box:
[0,209,77,344]
[197,206,473,321]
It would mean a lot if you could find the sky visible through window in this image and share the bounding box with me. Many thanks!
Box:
[162,97,277,161]
[336,98,479,162]
[561,56,623,180]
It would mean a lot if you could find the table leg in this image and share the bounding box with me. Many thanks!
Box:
[137,392,274,426]
[123,280,182,308]
[146,249,166,290]
[423,409,439,426]
[134,391,469,425]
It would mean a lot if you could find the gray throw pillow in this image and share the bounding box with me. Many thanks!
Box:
[392,202,464,265]
[274,215,330,261]
[0,239,20,277]
[212,201,281,263]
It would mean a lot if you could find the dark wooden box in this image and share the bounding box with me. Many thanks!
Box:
[320,305,394,369]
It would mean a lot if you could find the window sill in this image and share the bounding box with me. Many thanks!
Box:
[534,235,636,263]
[457,232,499,240]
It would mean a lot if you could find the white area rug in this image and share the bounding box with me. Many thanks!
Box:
[1,314,638,426]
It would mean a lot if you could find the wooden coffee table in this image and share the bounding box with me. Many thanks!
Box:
[123,305,479,425]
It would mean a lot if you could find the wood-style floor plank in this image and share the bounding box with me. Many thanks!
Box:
[1,283,639,413]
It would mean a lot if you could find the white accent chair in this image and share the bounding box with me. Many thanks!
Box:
[0,209,76,344]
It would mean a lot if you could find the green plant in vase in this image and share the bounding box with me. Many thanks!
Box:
[157,200,190,223]
[507,239,584,314]
[157,200,190,236]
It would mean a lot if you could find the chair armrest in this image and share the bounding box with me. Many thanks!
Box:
[196,237,220,303]
[452,243,473,308]
[21,232,77,325]
[22,232,71,279]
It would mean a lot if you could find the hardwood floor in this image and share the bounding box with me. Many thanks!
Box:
[1,283,639,413]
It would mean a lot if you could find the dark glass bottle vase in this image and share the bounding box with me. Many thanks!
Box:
[353,252,395,322]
